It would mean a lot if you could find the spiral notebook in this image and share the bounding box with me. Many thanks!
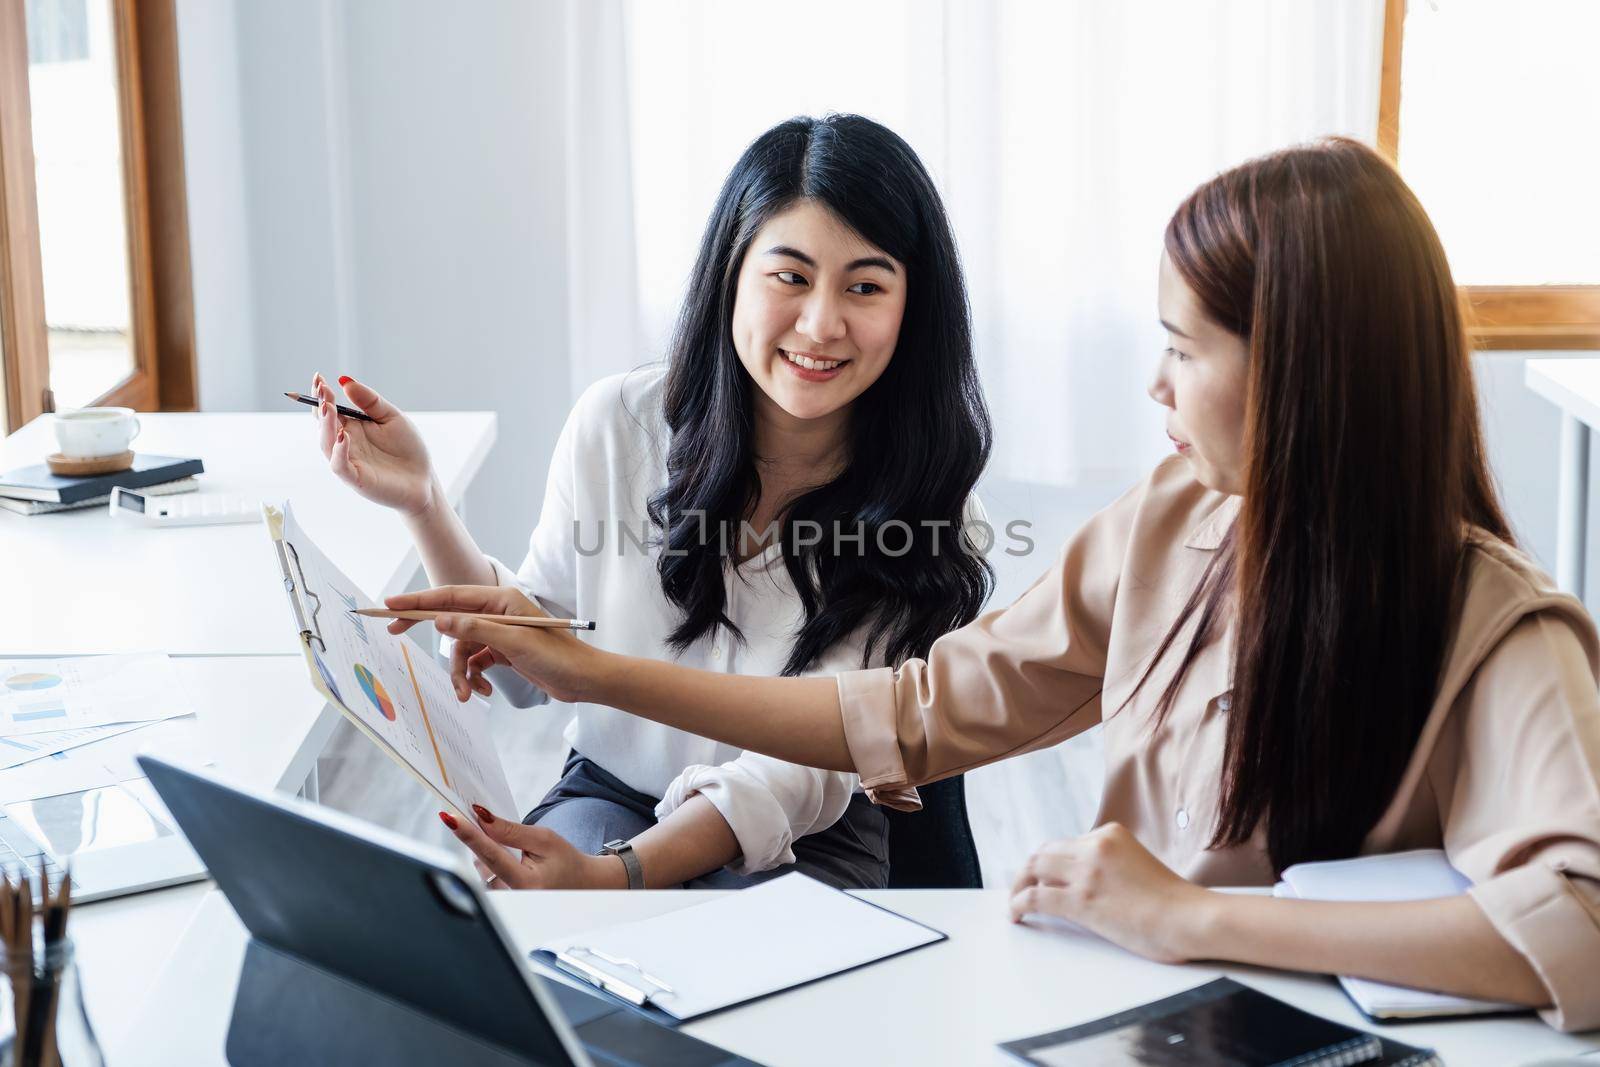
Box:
[532,872,946,1023]
[1000,978,1439,1066]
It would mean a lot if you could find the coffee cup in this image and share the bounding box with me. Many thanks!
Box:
[53,407,142,459]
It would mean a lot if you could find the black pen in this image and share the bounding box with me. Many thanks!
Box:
[283,391,377,423]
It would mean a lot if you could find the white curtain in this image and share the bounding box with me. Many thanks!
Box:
[575,0,1385,488]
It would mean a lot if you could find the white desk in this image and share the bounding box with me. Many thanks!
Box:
[0,409,499,1048]
[1527,358,1600,599]
[62,656,336,1045]
[113,888,1600,1066]
[0,411,496,655]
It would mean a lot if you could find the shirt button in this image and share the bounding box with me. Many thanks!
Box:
[1175,808,1191,830]
[710,645,722,660]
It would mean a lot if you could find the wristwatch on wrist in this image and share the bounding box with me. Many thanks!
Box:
[600,838,644,890]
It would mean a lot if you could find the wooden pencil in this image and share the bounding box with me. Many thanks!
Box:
[15,870,31,1063]
[350,608,595,631]
[39,869,68,1067]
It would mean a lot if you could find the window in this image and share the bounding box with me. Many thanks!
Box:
[26,0,88,63]
[1381,0,1600,349]
[0,0,194,433]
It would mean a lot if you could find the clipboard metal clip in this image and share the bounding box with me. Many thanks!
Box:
[554,945,677,1008]
[274,538,327,653]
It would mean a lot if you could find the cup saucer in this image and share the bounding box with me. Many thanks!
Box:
[46,451,135,477]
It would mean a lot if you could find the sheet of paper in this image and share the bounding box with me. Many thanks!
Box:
[269,502,517,821]
[539,873,945,1020]
[0,723,146,769]
[0,655,193,736]
[0,715,209,804]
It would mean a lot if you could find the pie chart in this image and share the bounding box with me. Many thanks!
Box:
[354,664,396,721]
[5,673,62,692]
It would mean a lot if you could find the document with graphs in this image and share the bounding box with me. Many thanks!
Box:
[264,501,517,823]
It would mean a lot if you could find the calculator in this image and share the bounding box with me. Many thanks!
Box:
[110,486,262,527]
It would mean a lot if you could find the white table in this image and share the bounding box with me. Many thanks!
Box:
[113,887,1600,1067]
[0,409,499,1049]
[66,656,335,1045]
[1527,358,1600,599]
[0,411,496,655]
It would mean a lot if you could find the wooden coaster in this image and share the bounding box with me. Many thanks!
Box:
[46,450,135,477]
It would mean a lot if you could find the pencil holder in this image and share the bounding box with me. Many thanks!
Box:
[0,938,103,1067]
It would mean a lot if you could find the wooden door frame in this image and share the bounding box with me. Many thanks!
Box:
[0,0,50,431]
[0,0,196,434]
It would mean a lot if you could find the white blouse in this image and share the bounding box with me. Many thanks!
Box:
[479,366,886,874]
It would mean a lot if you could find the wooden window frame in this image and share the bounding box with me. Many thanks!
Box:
[1380,0,1600,351]
[0,0,196,435]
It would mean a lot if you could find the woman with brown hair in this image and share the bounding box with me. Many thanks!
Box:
[391,138,1600,1029]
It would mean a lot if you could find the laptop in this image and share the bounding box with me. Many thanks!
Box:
[138,756,757,1067]
[0,776,204,903]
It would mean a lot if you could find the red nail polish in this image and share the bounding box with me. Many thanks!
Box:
[438,811,458,830]
[472,804,495,824]
[338,375,354,386]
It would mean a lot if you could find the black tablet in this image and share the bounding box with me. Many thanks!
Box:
[139,756,754,1066]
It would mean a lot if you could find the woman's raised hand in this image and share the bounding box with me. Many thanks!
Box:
[312,372,437,517]
[382,585,594,705]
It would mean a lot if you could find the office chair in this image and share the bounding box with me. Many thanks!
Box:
[884,774,982,889]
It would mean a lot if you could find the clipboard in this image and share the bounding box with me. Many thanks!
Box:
[263,502,518,824]
[273,526,328,654]
[529,872,949,1025]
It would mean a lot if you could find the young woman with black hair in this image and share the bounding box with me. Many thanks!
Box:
[398,139,1600,1029]
[308,114,993,891]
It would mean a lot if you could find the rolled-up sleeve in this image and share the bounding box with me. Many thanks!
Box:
[655,755,858,874]
[837,478,1144,801]
[1444,609,1600,1031]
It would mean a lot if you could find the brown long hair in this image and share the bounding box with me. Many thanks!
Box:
[1146,138,1512,872]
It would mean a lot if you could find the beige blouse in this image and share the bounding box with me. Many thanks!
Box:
[836,455,1600,1031]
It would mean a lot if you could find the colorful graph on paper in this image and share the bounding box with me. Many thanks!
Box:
[354,664,396,721]
[4,673,62,693]
[268,501,517,821]
[0,656,194,737]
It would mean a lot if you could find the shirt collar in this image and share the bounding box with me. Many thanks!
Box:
[1184,494,1242,551]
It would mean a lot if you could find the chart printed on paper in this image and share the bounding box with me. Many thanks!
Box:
[265,502,517,821]
[0,655,193,737]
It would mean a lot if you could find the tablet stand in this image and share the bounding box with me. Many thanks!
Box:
[225,939,544,1067]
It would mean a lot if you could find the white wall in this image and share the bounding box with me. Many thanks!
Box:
[1476,352,1590,599]
[174,0,256,413]
[176,1,1578,599]
[178,0,577,562]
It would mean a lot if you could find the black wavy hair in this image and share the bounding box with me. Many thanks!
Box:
[646,114,993,674]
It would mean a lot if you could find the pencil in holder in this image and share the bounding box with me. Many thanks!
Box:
[0,868,101,1067]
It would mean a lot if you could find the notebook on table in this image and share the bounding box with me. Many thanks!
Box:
[1275,849,1524,1021]
[532,872,946,1023]
[1000,978,1439,1066]
[0,454,204,504]
[0,476,198,515]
